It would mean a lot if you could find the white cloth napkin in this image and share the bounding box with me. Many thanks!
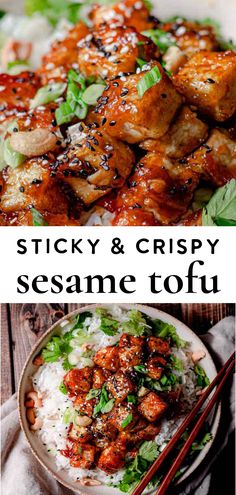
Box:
[1,317,235,495]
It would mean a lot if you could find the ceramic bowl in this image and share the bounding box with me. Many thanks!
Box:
[18,304,221,495]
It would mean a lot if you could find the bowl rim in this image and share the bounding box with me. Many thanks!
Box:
[18,304,221,494]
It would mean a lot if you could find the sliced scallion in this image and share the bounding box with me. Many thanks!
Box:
[82,83,105,105]
[74,99,88,119]
[55,101,75,125]
[136,58,147,68]
[3,138,25,168]
[137,66,162,97]
[30,208,49,226]
[30,82,67,109]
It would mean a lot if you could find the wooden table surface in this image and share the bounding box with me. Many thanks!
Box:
[1,303,234,404]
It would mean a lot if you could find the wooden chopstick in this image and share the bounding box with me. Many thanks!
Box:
[156,355,235,495]
[132,352,235,495]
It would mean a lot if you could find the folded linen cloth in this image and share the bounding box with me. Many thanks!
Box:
[1,317,235,495]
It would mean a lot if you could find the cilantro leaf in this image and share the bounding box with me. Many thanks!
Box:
[122,310,152,336]
[139,441,159,462]
[96,308,119,336]
[152,319,186,348]
[93,385,109,416]
[59,382,67,395]
[194,364,210,388]
[202,179,236,226]
[72,311,92,330]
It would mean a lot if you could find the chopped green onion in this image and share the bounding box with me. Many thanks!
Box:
[142,29,176,54]
[136,58,147,68]
[86,389,101,400]
[82,83,105,105]
[30,208,49,226]
[59,382,67,395]
[3,138,25,168]
[137,66,162,97]
[101,398,115,413]
[74,99,88,119]
[55,101,75,125]
[30,82,66,109]
[121,413,133,429]
[68,69,87,90]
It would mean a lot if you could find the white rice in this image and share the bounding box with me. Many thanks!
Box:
[30,305,201,487]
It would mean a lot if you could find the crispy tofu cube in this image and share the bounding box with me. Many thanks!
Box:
[70,443,96,469]
[117,422,161,448]
[174,51,236,121]
[90,0,156,32]
[93,345,119,372]
[147,356,167,380]
[68,424,92,443]
[106,369,135,402]
[92,415,117,449]
[90,61,182,143]
[118,333,144,367]
[98,443,125,473]
[141,106,208,159]
[138,392,167,422]
[0,159,68,215]
[63,368,93,395]
[74,392,95,417]
[161,20,219,58]
[108,403,138,431]
[188,129,236,186]
[92,367,112,389]
[147,336,170,356]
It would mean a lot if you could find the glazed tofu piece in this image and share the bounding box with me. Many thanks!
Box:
[90,62,182,143]
[74,392,95,417]
[188,129,236,186]
[56,123,134,205]
[147,336,170,356]
[106,369,135,402]
[92,367,112,389]
[161,19,219,58]
[68,424,92,443]
[63,367,93,395]
[117,422,161,447]
[118,333,144,367]
[39,22,89,84]
[141,106,208,159]
[113,152,200,226]
[174,51,236,121]
[147,356,167,380]
[70,443,96,469]
[98,443,125,473]
[78,25,158,80]
[108,403,138,431]
[138,392,167,422]
[0,158,68,215]
[0,72,39,123]
[90,0,157,32]
[92,415,117,449]
[93,345,119,372]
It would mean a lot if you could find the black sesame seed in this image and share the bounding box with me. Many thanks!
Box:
[109,120,116,126]
[19,186,25,193]
[101,117,107,125]
[206,78,215,84]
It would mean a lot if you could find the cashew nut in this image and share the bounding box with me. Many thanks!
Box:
[75,415,92,427]
[26,407,35,425]
[27,391,42,408]
[80,478,101,486]
[30,417,43,431]
[10,129,57,157]
[192,350,206,363]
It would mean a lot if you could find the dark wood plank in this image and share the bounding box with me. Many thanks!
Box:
[1,304,14,404]
[10,303,66,387]
[180,303,235,334]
